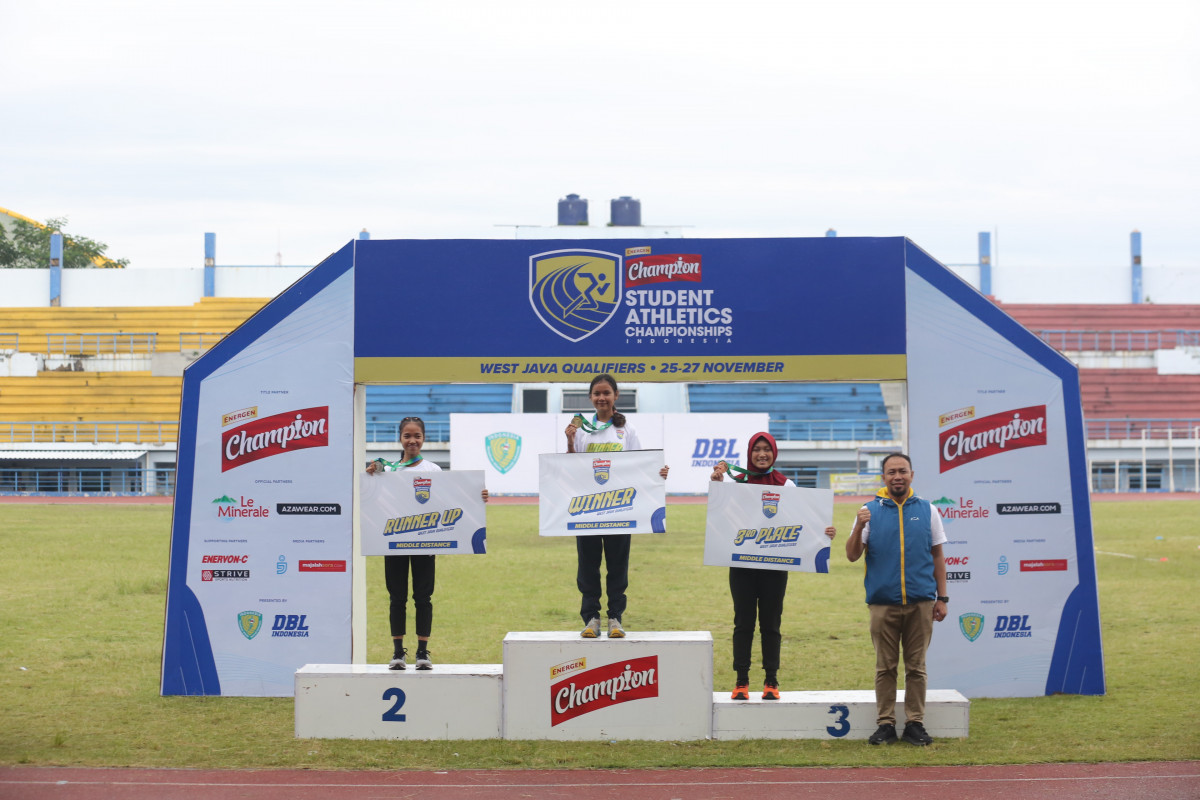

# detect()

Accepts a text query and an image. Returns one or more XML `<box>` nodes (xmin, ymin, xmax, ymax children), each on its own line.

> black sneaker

<box><xmin>388</xmin><ymin>648</ymin><xmax>407</xmax><ymax>670</ymax></box>
<box><xmin>902</xmin><ymin>720</ymin><xmax>933</xmax><ymax>746</ymax></box>
<box><xmin>415</xmin><ymin>649</ymin><xmax>433</xmax><ymax>670</ymax></box>
<box><xmin>868</xmin><ymin>723</ymin><xmax>898</xmax><ymax>745</ymax></box>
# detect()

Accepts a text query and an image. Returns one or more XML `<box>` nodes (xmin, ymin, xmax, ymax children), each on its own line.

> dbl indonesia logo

<box><xmin>529</xmin><ymin>250</ymin><xmax>622</xmax><ymax>342</ymax></box>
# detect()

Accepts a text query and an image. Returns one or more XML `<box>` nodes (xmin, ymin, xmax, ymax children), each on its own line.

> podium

<box><xmin>502</xmin><ymin>631</ymin><xmax>713</xmax><ymax>741</ymax></box>
<box><xmin>294</xmin><ymin>632</ymin><xmax>969</xmax><ymax>741</ymax></box>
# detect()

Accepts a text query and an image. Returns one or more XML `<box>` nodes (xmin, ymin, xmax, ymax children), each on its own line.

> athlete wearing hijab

<box><xmin>712</xmin><ymin>432</ymin><xmax>836</xmax><ymax>700</ymax></box>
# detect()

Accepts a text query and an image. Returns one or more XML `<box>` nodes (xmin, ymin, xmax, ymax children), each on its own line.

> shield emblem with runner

<box><xmin>529</xmin><ymin>249</ymin><xmax>623</xmax><ymax>342</ymax></box>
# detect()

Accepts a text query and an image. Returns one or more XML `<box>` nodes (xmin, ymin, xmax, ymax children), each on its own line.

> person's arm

<box><xmin>931</xmin><ymin>543</ymin><xmax>947</xmax><ymax>622</ymax></box>
<box><xmin>846</xmin><ymin>505</ymin><xmax>870</xmax><ymax>562</ymax></box>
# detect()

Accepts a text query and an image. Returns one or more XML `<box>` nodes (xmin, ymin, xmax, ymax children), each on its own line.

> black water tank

<box><xmin>610</xmin><ymin>196</ymin><xmax>641</xmax><ymax>226</ymax></box>
<box><xmin>557</xmin><ymin>193</ymin><xmax>588</xmax><ymax>225</ymax></box>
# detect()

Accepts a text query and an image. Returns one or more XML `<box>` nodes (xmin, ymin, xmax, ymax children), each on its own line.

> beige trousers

<box><xmin>868</xmin><ymin>600</ymin><xmax>934</xmax><ymax>725</ymax></box>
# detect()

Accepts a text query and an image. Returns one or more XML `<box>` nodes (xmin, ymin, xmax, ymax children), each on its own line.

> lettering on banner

<box><xmin>222</xmin><ymin>406</ymin><xmax>329</xmax><ymax>472</ymax></box>
<box><xmin>551</xmin><ymin>655</ymin><xmax>658</xmax><ymax>725</ymax></box>
<box><xmin>939</xmin><ymin>405</ymin><xmax>1047</xmax><ymax>473</ymax></box>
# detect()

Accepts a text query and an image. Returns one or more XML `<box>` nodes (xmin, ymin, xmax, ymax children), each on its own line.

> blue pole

<box><xmin>49</xmin><ymin>233</ymin><xmax>63</xmax><ymax>306</ymax></box>
<box><xmin>978</xmin><ymin>231</ymin><xmax>992</xmax><ymax>296</ymax></box>
<box><xmin>204</xmin><ymin>232</ymin><xmax>216</xmax><ymax>298</ymax></box>
<box><xmin>825</xmin><ymin>228</ymin><xmax>837</xmax><ymax>238</ymax></box>
<box><xmin>358</xmin><ymin>228</ymin><xmax>370</xmax><ymax>240</ymax></box>
<box><xmin>1130</xmin><ymin>230</ymin><xmax>1143</xmax><ymax>303</ymax></box>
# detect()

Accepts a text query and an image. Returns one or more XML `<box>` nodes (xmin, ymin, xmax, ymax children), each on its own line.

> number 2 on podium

<box><xmin>382</xmin><ymin>688</ymin><xmax>407</xmax><ymax>722</ymax></box>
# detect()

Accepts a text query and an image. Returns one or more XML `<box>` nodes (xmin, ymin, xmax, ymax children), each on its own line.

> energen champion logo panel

<box><xmin>529</xmin><ymin>249</ymin><xmax>623</xmax><ymax>342</ymax></box>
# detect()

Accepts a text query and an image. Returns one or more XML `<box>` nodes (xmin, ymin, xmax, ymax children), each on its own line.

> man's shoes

<box><xmin>581</xmin><ymin>618</ymin><xmax>601</xmax><ymax>638</ymax></box>
<box><xmin>868</xmin><ymin>723</ymin><xmax>898</xmax><ymax>745</ymax></box>
<box><xmin>388</xmin><ymin>648</ymin><xmax>407</xmax><ymax>671</ymax></box>
<box><xmin>608</xmin><ymin>618</ymin><xmax>625</xmax><ymax>638</ymax></box>
<box><xmin>415</xmin><ymin>649</ymin><xmax>433</xmax><ymax>670</ymax></box>
<box><xmin>730</xmin><ymin>684</ymin><xmax>750</xmax><ymax>701</ymax></box>
<box><xmin>902</xmin><ymin>720</ymin><xmax>933</xmax><ymax>746</ymax></box>
<box><xmin>761</xmin><ymin>682</ymin><xmax>780</xmax><ymax>701</ymax></box>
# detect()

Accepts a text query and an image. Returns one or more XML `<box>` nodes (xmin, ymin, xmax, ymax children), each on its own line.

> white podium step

<box><xmin>711</xmin><ymin>689</ymin><xmax>969</xmax><ymax>740</ymax></box>
<box><xmin>295</xmin><ymin>663</ymin><xmax>502</xmax><ymax>740</ymax></box>
<box><xmin>503</xmin><ymin>631</ymin><xmax>713</xmax><ymax>741</ymax></box>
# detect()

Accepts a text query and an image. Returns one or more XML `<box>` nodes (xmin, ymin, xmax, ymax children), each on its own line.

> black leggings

<box><xmin>729</xmin><ymin>566</ymin><xmax>788</xmax><ymax>675</ymax></box>
<box><xmin>385</xmin><ymin>554</ymin><xmax>435</xmax><ymax>638</ymax></box>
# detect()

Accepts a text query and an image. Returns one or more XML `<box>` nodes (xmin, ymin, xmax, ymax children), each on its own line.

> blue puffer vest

<box><xmin>863</xmin><ymin>488</ymin><xmax>937</xmax><ymax>605</ymax></box>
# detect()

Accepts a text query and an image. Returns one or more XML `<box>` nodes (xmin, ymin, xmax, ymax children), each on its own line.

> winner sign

<box><xmin>360</xmin><ymin>471</ymin><xmax>487</xmax><ymax>556</ymax></box>
<box><xmin>704</xmin><ymin>481</ymin><xmax>834</xmax><ymax>573</ymax></box>
<box><xmin>539</xmin><ymin>451</ymin><xmax>667</xmax><ymax>537</ymax></box>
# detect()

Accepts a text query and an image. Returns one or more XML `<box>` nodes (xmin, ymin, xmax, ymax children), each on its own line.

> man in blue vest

<box><xmin>846</xmin><ymin>452</ymin><xmax>948</xmax><ymax>746</ymax></box>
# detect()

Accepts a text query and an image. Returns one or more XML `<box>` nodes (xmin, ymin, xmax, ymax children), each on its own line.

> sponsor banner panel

<box><xmin>359</xmin><ymin>470</ymin><xmax>487</xmax><ymax>556</ymax></box>
<box><xmin>905</xmin><ymin>267</ymin><xmax>1097</xmax><ymax>698</ymax></box>
<box><xmin>356</xmin><ymin>354</ymin><xmax>904</xmax><ymax>384</ymax></box>
<box><xmin>170</xmin><ymin>269</ymin><xmax>355</xmax><ymax>697</ymax></box>
<box><xmin>539</xmin><ymin>450</ymin><xmax>666</xmax><ymax>537</ymax></box>
<box><xmin>703</xmin><ymin>482</ymin><xmax>834</xmax><ymax>573</ymax></box>
<box><xmin>502</xmin><ymin>631</ymin><xmax>713</xmax><ymax>740</ymax></box>
<box><xmin>662</xmin><ymin>413</ymin><xmax>768</xmax><ymax>494</ymax></box>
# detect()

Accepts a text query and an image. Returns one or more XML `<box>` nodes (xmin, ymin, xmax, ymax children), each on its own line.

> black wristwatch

<box><xmin>937</xmin><ymin>596</ymin><xmax>950</xmax><ymax>603</ymax></box>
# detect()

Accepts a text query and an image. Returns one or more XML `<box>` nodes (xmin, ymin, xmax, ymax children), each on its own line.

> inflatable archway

<box><xmin>161</xmin><ymin>237</ymin><xmax>1104</xmax><ymax>698</ymax></box>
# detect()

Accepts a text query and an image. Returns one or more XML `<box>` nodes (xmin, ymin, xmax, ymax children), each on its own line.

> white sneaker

<box><xmin>608</xmin><ymin>618</ymin><xmax>625</xmax><ymax>638</ymax></box>
<box><xmin>581</xmin><ymin>618</ymin><xmax>601</xmax><ymax>638</ymax></box>
<box><xmin>388</xmin><ymin>649</ymin><xmax>407</xmax><ymax>670</ymax></box>
<box><xmin>415</xmin><ymin>649</ymin><xmax>433</xmax><ymax>670</ymax></box>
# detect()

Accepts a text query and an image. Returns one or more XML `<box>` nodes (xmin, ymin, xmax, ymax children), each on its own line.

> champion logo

<box><xmin>551</xmin><ymin>655</ymin><xmax>658</xmax><ymax>726</ymax></box>
<box><xmin>222</xmin><ymin>406</ymin><xmax>329</xmax><ymax>472</ymax></box>
<box><xmin>939</xmin><ymin>405</ymin><xmax>1047</xmax><ymax>473</ymax></box>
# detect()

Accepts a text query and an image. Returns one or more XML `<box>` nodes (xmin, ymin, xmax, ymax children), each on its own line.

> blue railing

<box><xmin>0</xmin><ymin>332</ymin><xmax>17</xmax><ymax>350</ymax></box>
<box><xmin>0</xmin><ymin>466</ymin><xmax>175</xmax><ymax>495</ymax></box>
<box><xmin>1036</xmin><ymin>330</ymin><xmax>1200</xmax><ymax>352</ymax></box>
<box><xmin>45</xmin><ymin>332</ymin><xmax>158</xmax><ymax>356</ymax></box>
<box><xmin>1085</xmin><ymin>418</ymin><xmax>1200</xmax><ymax>440</ymax></box>
<box><xmin>366</xmin><ymin>420</ymin><xmax>451</xmax><ymax>443</ymax></box>
<box><xmin>769</xmin><ymin>419</ymin><xmax>895</xmax><ymax>441</ymax></box>
<box><xmin>179</xmin><ymin>332</ymin><xmax>226</xmax><ymax>351</ymax></box>
<box><xmin>0</xmin><ymin>421</ymin><xmax>178</xmax><ymax>444</ymax></box>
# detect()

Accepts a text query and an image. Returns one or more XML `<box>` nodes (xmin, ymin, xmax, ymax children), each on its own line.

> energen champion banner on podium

<box><xmin>703</xmin><ymin>481</ymin><xmax>834</xmax><ymax>573</ymax></box>
<box><xmin>538</xmin><ymin>450</ymin><xmax>667</xmax><ymax>537</ymax></box>
<box><xmin>359</xmin><ymin>471</ymin><xmax>487</xmax><ymax>556</ymax></box>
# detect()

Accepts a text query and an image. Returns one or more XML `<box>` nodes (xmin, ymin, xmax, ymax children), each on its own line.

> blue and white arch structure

<box><xmin>161</xmin><ymin>237</ymin><xmax>1103</xmax><ymax>698</ymax></box>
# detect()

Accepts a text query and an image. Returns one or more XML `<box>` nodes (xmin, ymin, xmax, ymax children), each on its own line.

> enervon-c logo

<box><xmin>485</xmin><ymin>432</ymin><xmax>521</xmax><ymax>474</ymax></box>
<box><xmin>222</xmin><ymin>406</ymin><xmax>329</xmax><ymax>472</ymax></box>
<box><xmin>551</xmin><ymin>655</ymin><xmax>658</xmax><ymax>726</ymax></box>
<box><xmin>529</xmin><ymin>249</ymin><xmax>622</xmax><ymax>342</ymax></box>
<box><xmin>939</xmin><ymin>404</ymin><xmax>1047</xmax><ymax>473</ymax></box>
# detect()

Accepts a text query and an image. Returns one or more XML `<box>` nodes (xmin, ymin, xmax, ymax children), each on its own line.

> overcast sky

<box><xmin>3</xmin><ymin>0</ymin><xmax>1197</xmax><ymax>272</ymax></box>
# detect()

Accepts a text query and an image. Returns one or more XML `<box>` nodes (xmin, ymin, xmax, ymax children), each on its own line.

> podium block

<box><xmin>503</xmin><ymin>631</ymin><xmax>713</xmax><ymax>741</ymax></box>
<box><xmin>711</xmin><ymin>689</ymin><xmax>969</xmax><ymax>740</ymax></box>
<box><xmin>295</xmin><ymin>664</ymin><xmax>503</xmax><ymax>740</ymax></box>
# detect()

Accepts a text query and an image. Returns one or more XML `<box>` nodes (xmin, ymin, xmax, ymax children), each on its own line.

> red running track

<box><xmin>2</xmin><ymin>763</ymin><xmax>1198</xmax><ymax>800</ymax></box>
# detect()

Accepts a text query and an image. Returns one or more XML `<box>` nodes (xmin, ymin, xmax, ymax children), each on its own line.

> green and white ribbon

<box><xmin>572</xmin><ymin>414</ymin><xmax>613</xmax><ymax>434</ymax></box>
<box><xmin>720</xmin><ymin>461</ymin><xmax>774</xmax><ymax>481</ymax></box>
<box><xmin>373</xmin><ymin>455</ymin><xmax>423</xmax><ymax>471</ymax></box>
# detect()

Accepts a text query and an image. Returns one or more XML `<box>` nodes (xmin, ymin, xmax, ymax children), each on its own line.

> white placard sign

<box><xmin>703</xmin><ymin>481</ymin><xmax>834</xmax><ymax>573</ymax></box>
<box><xmin>359</xmin><ymin>470</ymin><xmax>487</xmax><ymax>556</ymax></box>
<box><xmin>538</xmin><ymin>450</ymin><xmax>667</xmax><ymax>537</ymax></box>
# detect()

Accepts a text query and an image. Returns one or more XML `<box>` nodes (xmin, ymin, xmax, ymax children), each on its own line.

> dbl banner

<box><xmin>539</xmin><ymin>451</ymin><xmax>667</xmax><ymax>537</ymax></box>
<box><xmin>703</xmin><ymin>481</ymin><xmax>833</xmax><ymax>572</ymax></box>
<box><xmin>359</xmin><ymin>471</ymin><xmax>487</xmax><ymax>556</ymax></box>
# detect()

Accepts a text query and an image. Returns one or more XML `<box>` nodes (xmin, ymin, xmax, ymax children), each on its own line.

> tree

<box><xmin>0</xmin><ymin>216</ymin><xmax>129</xmax><ymax>269</ymax></box>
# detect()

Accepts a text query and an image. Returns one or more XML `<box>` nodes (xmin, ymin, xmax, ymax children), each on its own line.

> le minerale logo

<box><xmin>213</xmin><ymin>495</ymin><xmax>269</xmax><ymax>519</ymax></box>
<box><xmin>931</xmin><ymin>497</ymin><xmax>990</xmax><ymax>520</ymax></box>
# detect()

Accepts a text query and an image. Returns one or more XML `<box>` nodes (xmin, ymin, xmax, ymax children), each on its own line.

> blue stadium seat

<box><xmin>687</xmin><ymin>382</ymin><xmax>892</xmax><ymax>441</ymax></box>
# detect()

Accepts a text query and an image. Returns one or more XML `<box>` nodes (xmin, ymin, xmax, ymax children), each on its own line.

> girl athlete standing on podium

<box><xmin>711</xmin><ymin>431</ymin><xmax>836</xmax><ymax>700</ymax></box>
<box><xmin>564</xmin><ymin>374</ymin><xmax>669</xmax><ymax>639</ymax></box>
<box><xmin>366</xmin><ymin>416</ymin><xmax>487</xmax><ymax>670</ymax></box>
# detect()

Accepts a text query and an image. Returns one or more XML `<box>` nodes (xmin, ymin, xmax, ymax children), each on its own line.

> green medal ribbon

<box><xmin>572</xmin><ymin>414</ymin><xmax>613</xmax><ymax>434</ymax></box>
<box><xmin>721</xmin><ymin>461</ymin><xmax>774</xmax><ymax>481</ymax></box>
<box><xmin>374</xmin><ymin>455</ymin><xmax>423</xmax><ymax>470</ymax></box>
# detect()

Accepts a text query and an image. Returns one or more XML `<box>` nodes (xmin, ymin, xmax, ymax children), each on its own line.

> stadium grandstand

<box><xmin>1</xmin><ymin>221</ymin><xmax>1197</xmax><ymax>495</ymax></box>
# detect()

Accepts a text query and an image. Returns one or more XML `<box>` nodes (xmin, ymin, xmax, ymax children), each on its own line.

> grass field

<box><xmin>0</xmin><ymin>499</ymin><xmax>1197</xmax><ymax>769</ymax></box>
